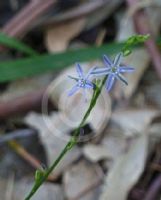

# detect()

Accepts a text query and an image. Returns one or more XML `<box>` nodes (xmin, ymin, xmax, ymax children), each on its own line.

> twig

<box><xmin>0</xmin><ymin>129</ymin><xmax>36</xmax><ymax>144</ymax></box>
<box><xmin>0</xmin><ymin>0</ymin><xmax>57</xmax><ymax>51</ymax></box>
<box><xmin>8</xmin><ymin>140</ymin><xmax>55</xmax><ymax>181</ymax></box>
<box><xmin>9</xmin><ymin>140</ymin><xmax>42</xmax><ymax>168</ymax></box>
<box><xmin>1</xmin><ymin>0</ymin><xmax>57</xmax><ymax>38</ymax></box>
<box><xmin>126</xmin><ymin>0</ymin><xmax>161</xmax><ymax>80</ymax></box>
<box><xmin>143</xmin><ymin>174</ymin><xmax>161</xmax><ymax>200</ymax></box>
<box><xmin>9</xmin><ymin>140</ymin><xmax>42</xmax><ymax>169</ymax></box>
<box><xmin>43</xmin><ymin>0</ymin><xmax>121</xmax><ymax>26</ymax></box>
<box><xmin>0</xmin><ymin>89</ymin><xmax>45</xmax><ymax>119</ymax></box>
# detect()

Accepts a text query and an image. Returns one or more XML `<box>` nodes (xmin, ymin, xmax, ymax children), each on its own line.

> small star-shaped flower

<box><xmin>68</xmin><ymin>63</ymin><xmax>95</xmax><ymax>97</ymax></box>
<box><xmin>91</xmin><ymin>52</ymin><xmax>134</xmax><ymax>91</ymax></box>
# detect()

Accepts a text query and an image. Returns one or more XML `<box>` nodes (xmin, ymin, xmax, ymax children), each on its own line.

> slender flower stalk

<box><xmin>24</xmin><ymin>56</ymin><xmax>132</xmax><ymax>199</ymax></box>
<box><xmin>24</xmin><ymin>34</ymin><xmax>149</xmax><ymax>200</ymax></box>
<box><xmin>24</xmin><ymin>75</ymin><xmax>107</xmax><ymax>200</ymax></box>
<box><xmin>24</xmin><ymin>54</ymin><xmax>132</xmax><ymax>200</ymax></box>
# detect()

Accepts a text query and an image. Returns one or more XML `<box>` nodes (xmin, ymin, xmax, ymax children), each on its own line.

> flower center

<box><xmin>111</xmin><ymin>66</ymin><xmax>117</xmax><ymax>73</ymax></box>
<box><xmin>78</xmin><ymin>79</ymin><xmax>86</xmax><ymax>87</ymax></box>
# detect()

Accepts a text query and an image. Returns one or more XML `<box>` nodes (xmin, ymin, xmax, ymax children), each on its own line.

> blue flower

<box><xmin>68</xmin><ymin>63</ymin><xmax>95</xmax><ymax>97</ymax></box>
<box><xmin>91</xmin><ymin>52</ymin><xmax>134</xmax><ymax>91</ymax></box>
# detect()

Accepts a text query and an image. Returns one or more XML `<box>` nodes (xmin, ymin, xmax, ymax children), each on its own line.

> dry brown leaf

<box><xmin>63</xmin><ymin>159</ymin><xmax>102</xmax><ymax>200</ymax></box>
<box><xmin>115</xmin><ymin>8</ymin><xmax>161</xmax><ymax>99</ymax></box>
<box><xmin>44</xmin><ymin>0</ymin><xmax>123</xmax><ymax>53</ymax></box>
<box><xmin>0</xmin><ymin>177</ymin><xmax>64</xmax><ymax>200</ymax></box>
<box><xmin>0</xmin><ymin>178</ymin><xmax>9</xmax><ymax>200</ymax></box>
<box><xmin>14</xmin><ymin>179</ymin><xmax>64</xmax><ymax>200</ymax></box>
<box><xmin>111</xmin><ymin>108</ymin><xmax>159</xmax><ymax>136</ymax></box>
<box><xmin>83</xmin><ymin>132</ymin><xmax>127</xmax><ymax>163</ymax></box>
<box><xmin>25</xmin><ymin>112</ymin><xmax>81</xmax><ymax>178</ymax></box>
<box><xmin>83</xmin><ymin>145</ymin><xmax>110</xmax><ymax>162</ymax></box>
<box><xmin>99</xmin><ymin>133</ymin><xmax>148</xmax><ymax>200</ymax></box>
<box><xmin>45</xmin><ymin>18</ymin><xmax>86</xmax><ymax>52</ymax></box>
<box><xmin>126</xmin><ymin>0</ymin><xmax>161</xmax><ymax>19</ymax></box>
<box><xmin>149</xmin><ymin>123</ymin><xmax>161</xmax><ymax>138</ymax></box>
<box><xmin>0</xmin><ymin>73</ymin><xmax>53</xmax><ymax>101</ymax></box>
<box><xmin>38</xmin><ymin>0</ymin><xmax>122</xmax><ymax>30</ymax></box>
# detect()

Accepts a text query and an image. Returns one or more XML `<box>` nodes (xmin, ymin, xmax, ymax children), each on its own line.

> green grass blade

<box><xmin>0</xmin><ymin>42</ymin><xmax>124</xmax><ymax>82</ymax></box>
<box><xmin>0</xmin><ymin>32</ymin><xmax>38</xmax><ymax>56</ymax></box>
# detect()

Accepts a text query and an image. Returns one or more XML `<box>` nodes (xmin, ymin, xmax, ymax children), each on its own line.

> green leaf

<box><xmin>0</xmin><ymin>32</ymin><xmax>38</xmax><ymax>56</ymax></box>
<box><xmin>0</xmin><ymin>34</ymin><xmax>150</xmax><ymax>83</ymax></box>
<box><xmin>0</xmin><ymin>42</ymin><xmax>124</xmax><ymax>82</ymax></box>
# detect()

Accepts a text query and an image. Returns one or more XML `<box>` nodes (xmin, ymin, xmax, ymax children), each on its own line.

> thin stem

<box><xmin>25</xmin><ymin>142</ymin><xmax>71</xmax><ymax>200</ymax></box>
<box><xmin>24</xmin><ymin>76</ymin><xmax>107</xmax><ymax>200</ymax></box>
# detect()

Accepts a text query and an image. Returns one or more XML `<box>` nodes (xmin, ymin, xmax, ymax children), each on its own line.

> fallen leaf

<box><xmin>14</xmin><ymin>179</ymin><xmax>64</xmax><ymax>200</ymax></box>
<box><xmin>44</xmin><ymin>0</ymin><xmax>123</xmax><ymax>53</ymax></box>
<box><xmin>83</xmin><ymin>145</ymin><xmax>110</xmax><ymax>162</ymax></box>
<box><xmin>83</xmin><ymin>131</ymin><xmax>127</xmax><ymax>162</ymax></box>
<box><xmin>0</xmin><ymin>178</ymin><xmax>8</xmax><ymax>199</ymax></box>
<box><xmin>144</xmin><ymin>78</ymin><xmax>161</xmax><ymax>108</ymax></box>
<box><xmin>111</xmin><ymin>108</ymin><xmax>159</xmax><ymax>136</ymax></box>
<box><xmin>45</xmin><ymin>18</ymin><xmax>86</xmax><ymax>53</ymax></box>
<box><xmin>149</xmin><ymin>123</ymin><xmax>161</xmax><ymax>138</ymax></box>
<box><xmin>0</xmin><ymin>73</ymin><xmax>53</xmax><ymax>101</ymax></box>
<box><xmin>25</xmin><ymin>112</ymin><xmax>81</xmax><ymax>178</ymax></box>
<box><xmin>39</xmin><ymin>0</ymin><xmax>122</xmax><ymax>31</ymax></box>
<box><xmin>63</xmin><ymin>159</ymin><xmax>103</xmax><ymax>200</ymax></box>
<box><xmin>0</xmin><ymin>177</ymin><xmax>64</xmax><ymax>200</ymax></box>
<box><xmin>99</xmin><ymin>133</ymin><xmax>148</xmax><ymax>200</ymax></box>
<box><xmin>115</xmin><ymin>7</ymin><xmax>161</xmax><ymax>99</ymax></box>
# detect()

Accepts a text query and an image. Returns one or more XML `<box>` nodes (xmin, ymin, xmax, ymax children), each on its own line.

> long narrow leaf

<box><xmin>0</xmin><ymin>32</ymin><xmax>38</xmax><ymax>56</ymax></box>
<box><xmin>0</xmin><ymin>42</ymin><xmax>125</xmax><ymax>82</ymax></box>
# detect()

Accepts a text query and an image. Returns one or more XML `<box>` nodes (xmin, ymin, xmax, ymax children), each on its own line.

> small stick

<box><xmin>8</xmin><ymin>140</ymin><xmax>55</xmax><ymax>181</ymax></box>
<box><xmin>0</xmin><ymin>129</ymin><xmax>36</xmax><ymax>144</ymax></box>
<box><xmin>0</xmin><ymin>0</ymin><xmax>57</xmax><ymax>51</ymax></box>
<box><xmin>2</xmin><ymin>0</ymin><xmax>57</xmax><ymax>38</ymax></box>
<box><xmin>126</xmin><ymin>0</ymin><xmax>161</xmax><ymax>80</ymax></box>
<box><xmin>143</xmin><ymin>174</ymin><xmax>161</xmax><ymax>200</ymax></box>
<box><xmin>0</xmin><ymin>89</ymin><xmax>45</xmax><ymax>119</ymax></box>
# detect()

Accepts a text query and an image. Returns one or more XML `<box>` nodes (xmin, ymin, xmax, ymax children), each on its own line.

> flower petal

<box><xmin>76</xmin><ymin>63</ymin><xmax>84</xmax><ymax>78</ymax></box>
<box><xmin>91</xmin><ymin>67</ymin><xmax>110</xmax><ymax>76</ymax></box>
<box><xmin>68</xmin><ymin>75</ymin><xmax>78</xmax><ymax>81</ymax></box>
<box><xmin>68</xmin><ymin>85</ymin><xmax>79</xmax><ymax>96</ymax></box>
<box><xmin>103</xmin><ymin>55</ymin><xmax>112</xmax><ymax>67</ymax></box>
<box><xmin>106</xmin><ymin>74</ymin><xmax>115</xmax><ymax>91</ymax></box>
<box><xmin>118</xmin><ymin>66</ymin><xmax>134</xmax><ymax>73</ymax></box>
<box><xmin>113</xmin><ymin>52</ymin><xmax>123</xmax><ymax>66</ymax></box>
<box><xmin>117</xmin><ymin>73</ymin><xmax>128</xmax><ymax>85</ymax></box>
<box><xmin>86</xmin><ymin>67</ymin><xmax>97</xmax><ymax>79</ymax></box>
<box><xmin>85</xmin><ymin>80</ymin><xmax>94</xmax><ymax>89</ymax></box>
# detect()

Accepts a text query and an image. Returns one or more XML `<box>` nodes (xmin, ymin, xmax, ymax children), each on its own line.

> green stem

<box><xmin>24</xmin><ymin>76</ymin><xmax>107</xmax><ymax>200</ymax></box>
<box><xmin>25</xmin><ymin>33</ymin><xmax>149</xmax><ymax>200</ymax></box>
